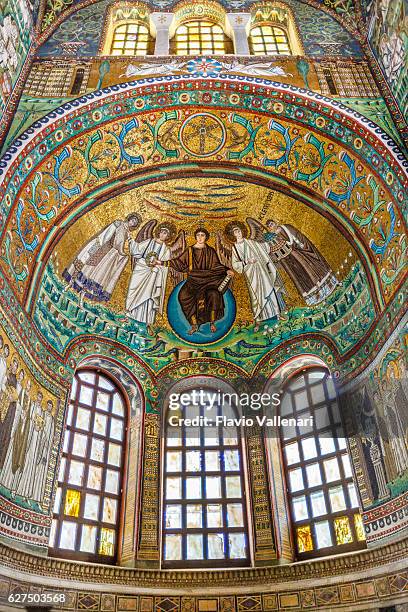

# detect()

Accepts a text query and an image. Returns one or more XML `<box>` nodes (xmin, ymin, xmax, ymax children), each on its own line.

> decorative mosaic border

<box><xmin>363</xmin><ymin>492</ymin><xmax>408</xmax><ymax>544</ymax></box>
<box><xmin>1</xmin><ymin>75</ymin><xmax>407</xmax><ymax>171</ymax></box>
<box><xmin>0</xmin><ymin>539</ymin><xmax>407</xmax><ymax>588</ymax></box>
<box><xmin>0</xmin><ymin>571</ymin><xmax>407</xmax><ymax>611</ymax></box>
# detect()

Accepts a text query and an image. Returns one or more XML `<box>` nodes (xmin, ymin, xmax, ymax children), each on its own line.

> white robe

<box><xmin>17</xmin><ymin>400</ymin><xmax>43</xmax><ymax>500</ymax></box>
<box><xmin>64</xmin><ymin>221</ymin><xmax>129</xmax><ymax>300</ymax></box>
<box><xmin>32</xmin><ymin>411</ymin><xmax>55</xmax><ymax>503</ymax></box>
<box><xmin>0</xmin><ymin>356</ymin><xmax>7</xmax><ymax>393</ymax></box>
<box><xmin>126</xmin><ymin>238</ymin><xmax>171</xmax><ymax>325</ymax></box>
<box><xmin>232</xmin><ymin>239</ymin><xmax>280</xmax><ymax>321</ymax></box>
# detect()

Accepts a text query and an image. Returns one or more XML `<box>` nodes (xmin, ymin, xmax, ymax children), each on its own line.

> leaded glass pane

<box><xmin>96</xmin><ymin>391</ymin><xmax>110</xmax><ymax>412</ymax></box>
<box><xmin>87</xmin><ymin>465</ymin><xmax>103</xmax><ymax>490</ymax></box>
<box><xmin>166</xmin><ymin>477</ymin><xmax>182</xmax><ymax>500</ymax></box>
<box><xmin>166</xmin><ymin>505</ymin><xmax>182</xmax><ymax>529</ymax></box>
<box><xmin>227</xmin><ymin>503</ymin><xmax>243</xmax><ymax>527</ymax></box>
<box><xmin>315</xmin><ymin>520</ymin><xmax>332</xmax><ymax>548</ymax></box>
<box><xmin>289</xmin><ymin>468</ymin><xmax>304</xmax><ymax>492</ymax></box>
<box><xmin>334</xmin><ymin>516</ymin><xmax>353</xmax><ymax>544</ymax></box>
<box><xmin>91</xmin><ymin>439</ymin><xmax>105</xmax><ymax>462</ymax></box>
<box><xmin>297</xmin><ymin>525</ymin><xmax>313</xmax><ymax>552</ymax></box>
<box><xmin>187</xmin><ymin>534</ymin><xmax>203</xmax><ymax>559</ymax></box>
<box><xmin>354</xmin><ymin>514</ymin><xmax>365</xmax><ymax>541</ymax></box>
<box><xmin>167</xmin><ymin>451</ymin><xmax>182</xmax><ymax>472</ymax></box>
<box><xmin>60</xmin><ymin>521</ymin><xmax>77</xmax><ymax>550</ymax></box>
<box><xmin>186</xmin><ymin>504</ymin><xmax>202</xmax><ymax>528</ymax></box>
<box><xmin>186</xmin><ymin>450</ymin><xmax>201</xmax><ymax>472</ymax></box>
<box><xmin>329</xmin><ymin>486</ymin><xmax>346</xmax><ymax>512</ymax></box>
<box><xmin>84</xmin><ymin>494</ymin><xmax>99</xmax><ymax>520</ymax></box>
<box><xmin>207</xmin><ymin>504</ymin><xmax>223</xmax><ymax>528</ymax></box>
<box><xmin>80</xmin><ymin>525</ymin><xmax>97</xmax><ymax>553</ymax></box>
<box><xmin>94</xmin><ymin>412</ymin><xmax>107</xmax><ymax>436</ymax></box>
<box><xmin>186</xmin><ymin>477</ymin><xmax>201</xmax><ymax>499</ymax></box>
<box><xmin>292</xmin><ymin>495</ymin><xmax>308</xmax><ymax>521</ymax></box>
<box><xmin>206</xmin><ymin>476</ymin><xmax>221</xmax><ymax>498</ymax></box>
<box><xmin>76</xmin><ymin>407</ymin><xmax>91</xmax><ymax>431</ymax></box>
<box><xmin>102</xmin><ymin>497</ymin><xmax>117</xmax><ymax>524</ymax></box>
<box><xmin>208</xmin><ymin>533</ymin><xmax>224</xmax><ymax>558</ymax></box>
<box><xmin>310</xmin><ymin>490</ymin><xmax>326</xmax><ymax>517</ymax></box>
<box><xmin>72</xmin><ymin>433</ymin><xmax>87</xmax><ymax>457</ymax></box>
<box><xmin>68</xmin><ymin>460</ymin><xmax>84</xmax><ymax>486</ymax></box>
<box><xmin>64</xmin><ymin>489</ymin><xmax>80</xmax><ymax>517</ymax></box>
<box><xmin>306</xmin><ymin>463</ymin><xmax>322</xmax><ymax>487</ymax></box>
<box><xmin>99</xmin><ymin>528</ymin><xmax>115</xmax><ymax>556</ymax></box>
<box><xmin>105</xmin><ymin>469</ymin><xmax>120</xmax><ymax>494</ymax></box>
<box><xmin>165</xmin><ymin>534</ymin><xmax>182</xmax><ymax>560</ymax></box>
<box><xmin>229</xmin><ymin>533</ymin><xmax>246</xmax><ymax>558</ymax></box>
<box><xmin>108</xmin><ymin>443</ymin><xmax>121</xmax><ymax>466</ymax></box>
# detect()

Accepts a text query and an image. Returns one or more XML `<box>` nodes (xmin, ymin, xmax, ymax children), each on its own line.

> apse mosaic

<box><xmin>35</xmin><ymin>179</ymin><xmax>373</xmax><ymax>370</ymax></box>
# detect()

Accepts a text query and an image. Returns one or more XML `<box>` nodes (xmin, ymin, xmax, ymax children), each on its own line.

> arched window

<box><xmin>171</xmin><ymin>20</ymin><xmax>232</xmax><ymax>56</ymax></box>
<box><xmin>162</xmin><ymin>389</ymin><xmax>250</xmax><ymax>567</ymax></box>
<box><xmin>110</xmin><ymin>22</ymin><xmax>150</xmax><ymax>55</ymax></box>
<box><xmin>49</xmin><ymin>370</ymin><xmax>126</xmax><ymax>563</ymax></box>
<box><xmin>249</xmin><ymin>24</ymin><xmax>291</xmax><ymax>55</ymax></box>
<box><xmin>280</xmin><ymin>369</ymin><xmax>366</xmax><ymax>558</ymax></box>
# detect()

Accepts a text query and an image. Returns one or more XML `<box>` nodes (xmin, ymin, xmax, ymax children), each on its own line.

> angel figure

<box><xmin>217</xmin><ymin>220</ymin><xmax>284</xmax><ymax>331</ymax></box>
<box><xmin>125</xmin><ymin>220</ymin><xmax>185</xmax><ymax>328</ymax></box>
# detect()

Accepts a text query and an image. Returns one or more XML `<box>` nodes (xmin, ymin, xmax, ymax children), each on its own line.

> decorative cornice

<box><xmin>0</xmin><ymin>538</ymin><xmax>407</xmax><ymax>588</ymax></box>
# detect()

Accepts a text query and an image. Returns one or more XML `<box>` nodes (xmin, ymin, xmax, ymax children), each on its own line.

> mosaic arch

<box><xmin>0</xmin><ymin>75</ymin><xmax>406</xmax><ymax>378</ymax></box>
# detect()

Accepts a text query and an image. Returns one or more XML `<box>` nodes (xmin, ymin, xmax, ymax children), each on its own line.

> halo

<box><xmin>224</xmin><ymin>220</ymin><xmax>248</xmax><ymax>243</ymax></box>
<box><xmin>154</xmin><ymin>222</ymin><xmax>177</xmax><ymax>242</ymax></box>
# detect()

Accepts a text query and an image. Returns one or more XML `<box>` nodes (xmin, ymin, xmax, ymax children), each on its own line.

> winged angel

<box><xmin>217</xmin><ymin>218</ymin><xmax>286</xmax><ymax>330</ymax></box>
<box><xmin>125</xmin><ymin>220</ymin><xmax>185</xmax><ymax>327</ymax></box>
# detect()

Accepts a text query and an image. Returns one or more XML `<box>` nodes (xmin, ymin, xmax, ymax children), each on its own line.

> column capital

<box><xmin>226</xmin><ymin>13</ymin><xmax>252</xmax><ymax>55</ymax></box>
<box><xmin>150</xmin><ymin>12</ymin><xmax>174</xmax><ymax>31</ymax></box>
<box><xmin>226</xmin><ymin>12</ymin><xmax>251</xmax><ymax>30</ymax></box>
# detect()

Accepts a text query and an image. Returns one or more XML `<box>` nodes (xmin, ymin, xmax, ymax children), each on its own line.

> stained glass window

<box><xmin>280</xmin><ymin>369</ymin><xmax>366</xmax><ymax>558</ymax></box>
<box><xmin>171</xmin><ymin>20</ymin><xmax>233</xmax><ymax>56</ymax></box>
<box><xmin>162</xmin><ymin>390</ymin><xmax>249</xmax><ymax>568</ymax></box>
<box><xmin>49</xmin><ymin>370</ymin><xmax>126</xmax><ymax>563</ymax></box>
<box><xmin>110</xmin><ymin>22</ymin><xmax>150</xmax><ymax>56</ymax></box>
<box><xmin>249</xmin><ymin>25</ymin><xmax>291</xmax><ymax>55</ymax></box>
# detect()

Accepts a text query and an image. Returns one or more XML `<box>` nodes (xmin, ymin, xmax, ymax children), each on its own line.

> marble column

<box><xmin>226</xmin><ymin>13</ymin><xmax>251</xmax><ymax>56</ymax></box>
<box><xmin>150</xmin><ymin>13</ymin><xmax>173</xmax><ymax>56</ymax></box>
